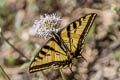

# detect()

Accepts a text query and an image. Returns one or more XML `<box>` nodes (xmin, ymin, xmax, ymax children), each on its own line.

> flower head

<box><xmin>33</xmin><ymin>13</ymin><xmax>61</xmax><ymax>38</ymax></box>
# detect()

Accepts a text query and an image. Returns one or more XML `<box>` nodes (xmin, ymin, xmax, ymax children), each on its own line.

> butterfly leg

<box><xmin>69</xmin><ymin>67</ymin><xmax>77</xmax><ymax>80</ymax></box>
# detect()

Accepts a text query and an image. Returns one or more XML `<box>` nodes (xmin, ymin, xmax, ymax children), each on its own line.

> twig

<box><xmin>0</xmin><ymin>65</ymin><xmax>11</xmax><ymax>80</ymax></box>
<box><xmin>59</xmin><ymin>69</ymin><xmax>66</xmax><ymax>80</ymax></box>
<box><xmin>0</xmin><ymin>32</ymin><xmax>30</xmax><ymax>61</ymax></box>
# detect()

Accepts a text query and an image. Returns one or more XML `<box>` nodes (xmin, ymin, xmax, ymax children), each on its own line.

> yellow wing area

<box><xmin>58</xmin><ymin>13</ymin><xmax>97</xmax><ymax>57</ymax></box>
<box><xmin>29</xmin><ymin>39</ymin><xmax>68</xmax><ymax>73</ymax></box>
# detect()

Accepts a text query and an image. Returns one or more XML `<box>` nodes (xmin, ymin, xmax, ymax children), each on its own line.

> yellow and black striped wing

<box><xmin>29</xmin><ymin>38</ymin><xmax>69</xmax><ymax>73</ymax></box>
<box><xmin>58</xmin><ymin>13</ymin><xmax>97</xmax><ymax>58</ymax></box>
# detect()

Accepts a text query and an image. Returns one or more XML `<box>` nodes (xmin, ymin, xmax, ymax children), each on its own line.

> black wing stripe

<box><xmin>40</xmin><ymin>50</ymin><xmax>47</xmax><ymax>55</ymax></box>
<box><xmin>67</xmin><ymin>25</ymin><xmax>70</xmax><ymax>37</ymax></box>
<box><xmin>29</xmin><ymin>62</ymin><xmax>54</xmax><ymax>73</ymax></box>
<box><xmin>29</xmin><ymin>61</ymin><xmax>69</xmax><ymax>73</ymax></box>
<box><xmin>44</xmin><ymin>45</ymin><xmax>54</xmax><ymax>51</ymax></box>
<box><xmin>36</xmin><ymin>55</ymin><xmax>43</xmax><ymax>59</ymax></box>
<box><xmin>73</xmin><ymin>22</ymin><xmax>77</xmax><ymax>33</ymax></box>
<box><xmin>67</xmin><ymin>25</ymin><xmax>71</xmax><ymax>53</ymax></box>
<box><xmin>43</xmin><ymin>45</ymin><xmax>67</xmax><ymax>56</ymax></box>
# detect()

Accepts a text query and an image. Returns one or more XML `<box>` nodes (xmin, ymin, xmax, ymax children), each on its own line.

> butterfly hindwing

<box><xmin>29</xmin><ymin>13</ymin><xmax>97</xmax><ymax>73</ymax></box>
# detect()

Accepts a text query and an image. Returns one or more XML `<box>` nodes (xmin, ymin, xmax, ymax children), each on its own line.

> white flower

<box><xmin>33</xmin><ymin>13</ymin><xmax>61</xmax><ymax>38</ymax></box>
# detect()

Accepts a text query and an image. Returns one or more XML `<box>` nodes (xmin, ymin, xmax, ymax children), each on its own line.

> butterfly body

<box><xmin>29</xmin><ymin>13</ymin><xmax>97</xmax><ymax>73</ymax></box>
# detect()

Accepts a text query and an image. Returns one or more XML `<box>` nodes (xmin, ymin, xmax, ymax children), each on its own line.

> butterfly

<box><xmin>29</xmin><ymin>13</ymin><xmax>97</xmax><ymax>73</ymax></box>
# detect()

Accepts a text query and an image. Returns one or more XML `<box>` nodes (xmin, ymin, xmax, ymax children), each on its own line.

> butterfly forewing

<box><xmin>29</xmin><ymin>13</ymin><xmax>97</xmax><ymax>73</ymax></box>
<box><xmin>58</xmin><ymin>13</ymin><xmax>97</xmax><ymax>57</ymax></box>
<box><xmin>29</xmin><ymin>39</ymin><xmax>68</xmax><ymax>73</ymax></box>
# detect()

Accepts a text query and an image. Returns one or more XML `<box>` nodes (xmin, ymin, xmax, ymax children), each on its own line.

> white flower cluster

<box><xmin>33</xmin><ymin>13</ymin><xmax>61</xmax><ymax>38</ymax></box>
